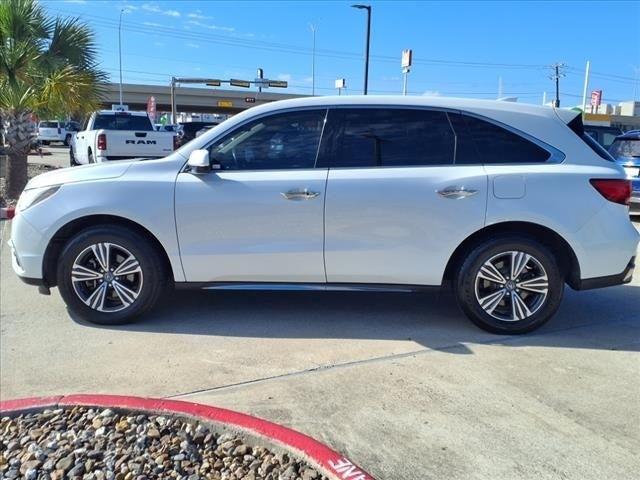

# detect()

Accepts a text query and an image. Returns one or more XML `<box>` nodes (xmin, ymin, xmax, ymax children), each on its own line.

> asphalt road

<box><xmin>1</xmin><ymin>166</ymin><xmax>639</xmax><ymax>479</ymax></box>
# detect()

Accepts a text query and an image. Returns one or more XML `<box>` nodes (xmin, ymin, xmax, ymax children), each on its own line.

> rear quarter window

<box><xmin>450</xmin><ymin>113</ymin><xmax>551</xmax><ymax>164</ymax></box>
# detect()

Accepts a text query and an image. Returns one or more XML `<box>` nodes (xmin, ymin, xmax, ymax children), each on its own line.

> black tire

<box><xmin>88</xmin><ymin>149</ymin><xmax>94</xmax><ymax>163</ymax></box>
<box><xmin>64</xmin><ymin>134</ymin><xmax>72</xmax><ymax>146</ymax></box>
<box><xmin>42</xmin><ymin>140</ymin><xmax>50</xmax><ymax>146</ymax></box>
<box><xmin>455</xmin><ymin>236</ymin><xmax>563</xmax><ymax>334</ymax></box>
<box><xmin>69</xmin><ymin>148</ymin><xmax>79</xmax><ymax>166</ymax></box>
<box><xmin>57</xmin><ymin>225</ymin><xmax>168</xmax><ymax>325</ymax></box>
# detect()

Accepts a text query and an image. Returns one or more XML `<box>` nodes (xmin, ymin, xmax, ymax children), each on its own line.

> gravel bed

<box><xmin>0</xmin><ymin>406</ymin><xmax>328</xmax><ymax>480</ymax></box>
<box><xmin>0</xmin><ymin>163</ymin><xmax>59</xmax><ymax>207</ymax></box>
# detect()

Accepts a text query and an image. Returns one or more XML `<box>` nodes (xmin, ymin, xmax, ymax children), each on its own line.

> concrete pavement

<box><xmin>1</xmin><ymin>219</ymin><xmax>639</xmax><ymax>480</ymax></box>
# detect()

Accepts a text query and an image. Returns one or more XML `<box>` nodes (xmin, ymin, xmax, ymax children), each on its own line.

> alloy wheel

<box><xmin>71</xmin><ymin>242</ymin><xmax>143</xmax><ymax>313</ymax></box>
<box><xmin>474</xmin><ymin>250</ymin><xmax>549</xmax><ymax>322</ymax></box>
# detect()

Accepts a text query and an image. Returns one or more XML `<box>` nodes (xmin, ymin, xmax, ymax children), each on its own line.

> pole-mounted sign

<box><xmin>401</xmin><ymin>49</ymin><xmax>412</xmax><ymax>96</ymax></box>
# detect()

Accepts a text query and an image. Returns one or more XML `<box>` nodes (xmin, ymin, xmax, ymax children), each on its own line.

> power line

<box><xmin>46</xmin><ymin>6</ymin><xmax>550</xmax><ymax>70</ymax></box>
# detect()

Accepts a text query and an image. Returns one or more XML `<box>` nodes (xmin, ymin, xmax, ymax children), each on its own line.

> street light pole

<box><xmin>352</xmin><ymin>4</ymin><xmax>371</xmax><ymax>95</ymax></box>
<box><xmin>118</xmin><ymin>9</ymin><xmax>124</xmax><ymax>106</ymax></box>
<box><xmin>310</xmin><ymin>24</ymin><xmax>316</xmax><ymax>96</ymax></box>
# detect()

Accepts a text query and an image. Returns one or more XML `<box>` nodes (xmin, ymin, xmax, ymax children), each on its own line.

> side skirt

<box><xmin>174</xmin><ymin>282</ymin><xmax>442</xmax><ymax>293</ymax></box>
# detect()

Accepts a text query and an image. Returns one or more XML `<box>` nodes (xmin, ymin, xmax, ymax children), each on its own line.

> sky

<box><xmin>44</xmin><ymin>0</ymin><xmax>640</xmax><ymax>106</ymax></box>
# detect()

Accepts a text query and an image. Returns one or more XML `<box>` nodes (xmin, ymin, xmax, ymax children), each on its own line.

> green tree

<box><xmin>0</xmin><ymin>0</ymin><xmax>106</xmax><ymax>198</ymax></box>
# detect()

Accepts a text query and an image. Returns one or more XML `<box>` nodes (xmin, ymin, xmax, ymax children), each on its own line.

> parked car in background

<box><xmin>10</xmin><ymin>96</ymin><xmax>638</xmax><ymax>334</ymax></box>
<box><xmin>70</xmin><ymin>110</ymin><xmax>176</xmax><ymax>165</ymax></box>
<box><xmin>195</xmin><ymin>125</ymin><xmax>216</xmax><ymax>137</ymax></box>
<box><xmin>37</xmin><ymin>120</ymin><xmax>78</xmax><ymax>146</ymax></box>
<box><xmin>583</xmin><ymin>125</ymin><xmax>623</xmax><ymax>150</ymax></box>
<box><xmin>178</xmin><ymin>121</ymin><xmax>218</xmax><ymax>145</ymax></box>
<box><xmin>155</xmin><ymin>124</ymin><xmax>181</xmax><ymax>134</ymax></box>
<box><xmin>608</xmin><ymin>130</ymin><xmax>640</xmax><ymax>215</ymax></box>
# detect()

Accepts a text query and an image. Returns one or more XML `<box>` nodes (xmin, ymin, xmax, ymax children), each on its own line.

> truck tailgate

<box><xmin>101</xmin><ymin>130</ymin><xmax>174</xmax><ymax>158</ymax></box>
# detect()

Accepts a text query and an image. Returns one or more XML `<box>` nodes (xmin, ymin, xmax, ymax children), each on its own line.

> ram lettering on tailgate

<box><xmin>126</xmin><ymin>140</ymin><xmax>157</xmax><ymax>144</ymax></box>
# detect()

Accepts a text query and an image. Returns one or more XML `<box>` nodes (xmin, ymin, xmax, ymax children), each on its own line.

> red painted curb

<box><xmin>0</xmin><ymin>394</ymin><xmax>374</xmax><ymax>480</ymax></box>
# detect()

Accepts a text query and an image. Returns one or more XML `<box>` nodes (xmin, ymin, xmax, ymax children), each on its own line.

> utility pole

<box><xmin>118</xmin><ymin>9</ymin><xmax>124</xmax><ymax>106</ymax></box>
<box><xmin>352</xmin><ymin>4</ymin><xmax>371</xmax><ymax>95</ymax></box>
<box><xmin>257</xmin><ymin>68</ymin><xmax>264</xmax><ymax>93</ymax></box>
<box><xmin>309</xmin><ymin>24</ymin><xmax>316</xmax><ymax>96</ymax></box>
<box><xmin>549</xmin><ymin>62</ymin><xmax>565</xmax><ymax>108</ymax></box>
<box><xmin>581</xmin><ymin>60</ymin><xmax>590</xmax><ymax>113</ymax></box>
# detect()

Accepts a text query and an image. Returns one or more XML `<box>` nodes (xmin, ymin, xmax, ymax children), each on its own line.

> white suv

<box><xmin>9</xmin><ymin>97</ymin><xmax>638</xmax><ymax>334</ymax></box>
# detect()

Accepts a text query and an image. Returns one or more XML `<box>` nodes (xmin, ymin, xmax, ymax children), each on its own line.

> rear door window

<box><xmin>326</xmin><ymin>108</ymin><xmax>456</xmax><ymax>168</ymax></box>
<box><xmin>39</xmin><ymin>121</ymin><xmax>59</xmax><ymax>128</ymax></box>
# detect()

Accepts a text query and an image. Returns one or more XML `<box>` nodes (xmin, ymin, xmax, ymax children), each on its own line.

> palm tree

<box><xmin>0</xmin><ymin>0</ymin><xmax>106</xmax><ymax>198</ymax></box>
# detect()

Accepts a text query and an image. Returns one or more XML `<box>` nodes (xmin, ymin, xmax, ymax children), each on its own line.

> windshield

<box><xmin>93</xmin><ymin>114</ymin><xmax>153</xmax><ymax>131</ymax></box>
<box><xmin>609</xmin><ymin>139</ymin><xmax>640</xmax><ymax>158</ymax></box>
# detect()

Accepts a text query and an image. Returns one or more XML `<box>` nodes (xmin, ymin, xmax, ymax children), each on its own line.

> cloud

<box><xmin>64</xmin><ymin>0</ymin><xmax>87</xmax><ymax>4</ymax></box>
<box><xmin>186</xmin><ymin>43</ymin><xmax>200</xmax><ymax>49</ymax></box>
<box><xmin>142</xmin><ymin>3</ymin><xmax>181</xmax><ymax>17</ymax></box>
<box><xmin>188</xmin><ymin>10</ymin><xmax>212</xmax><ymax>20</ymax></box>
<box><xmin>143</xmin><ymin>22</ymin><xmax>163</xmax><ymax>27</ymax></box>
<box><xmin>277</xmin><ymin>73</ymin><xmax>292</xmax><ymax>82</ymax></box>
<box><xmin>422</xmin><ymin>90</ymin><xmax>441</xmax><ymax>96</ymax></box>
<box><xmin>154</xmin><ymin>41</ymin><xmax>164</xmax><ymax>47</ymax></box>
<box><xmin>187</xmin><ymin>20</ymin><xmax>235</xmax><ymax>33</ymax></box>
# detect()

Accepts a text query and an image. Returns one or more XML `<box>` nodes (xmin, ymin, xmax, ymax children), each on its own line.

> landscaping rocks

<box><xmin>1</xmin><ymin>407</ymin><xmax>328</xmax><ymax>480</ymax></box>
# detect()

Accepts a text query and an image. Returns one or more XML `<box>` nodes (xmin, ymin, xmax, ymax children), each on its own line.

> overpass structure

<box><xmin>101</xmin><ymin>83</ymin><xmax>309</xmax><ymax>116</ymax></box>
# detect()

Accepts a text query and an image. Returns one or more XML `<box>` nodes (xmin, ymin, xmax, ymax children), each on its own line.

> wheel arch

<box><xmin>443</xmin><ymin>221</ymin><xmax>581</xmax><ymax>289</ymax></box>
<box><xmin>42</xmin><ymin>214</ymin><xmax>174</xmax><ymax>287</ymax></box>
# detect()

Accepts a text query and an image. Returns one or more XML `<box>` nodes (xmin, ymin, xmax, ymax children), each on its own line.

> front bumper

<box><xmin>574</xmin><ymin>256</ymin><xmax>635</xmax><ymax>290</ymax></box>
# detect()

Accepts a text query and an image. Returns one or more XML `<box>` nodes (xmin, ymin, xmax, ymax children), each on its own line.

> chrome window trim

<box><xmin>183</xmin><ymin>103</ymin><xmax>565</xmax><ymax>172</ymax></box>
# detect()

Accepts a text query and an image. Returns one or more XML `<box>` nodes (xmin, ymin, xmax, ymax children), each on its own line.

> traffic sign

<box><xmin>230</xmin><ymin>79</ymin><xmax>251</xmax><ymax>88</ymax></box>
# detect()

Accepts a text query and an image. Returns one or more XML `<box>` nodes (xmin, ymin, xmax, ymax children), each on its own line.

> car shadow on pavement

<box><xmin>70</xmin><ymin>283</ymin><xmax>640</xmax><ymax>354</ymax></box>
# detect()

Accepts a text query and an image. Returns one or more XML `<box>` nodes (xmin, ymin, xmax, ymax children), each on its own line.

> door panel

<box><xmin>175</xmin><ymin>169</ymin><xmax>328</xmax><ymax>282</ymax></box>
<box><xmin>325</xmin><ymin>166</ymin><xmax>487</xmax><ymax>286</ymax></box>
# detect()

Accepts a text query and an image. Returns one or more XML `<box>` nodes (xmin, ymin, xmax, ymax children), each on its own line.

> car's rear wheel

<box><xmin>57</xmin><ymin>226</ymin><xmax>167</xmax><ymax>325</ymax></box>
<box><xmin>88</xmin><ymin>149</ymin><xmax>94</xmax><ymax>163</ymax></box>
<box><xmin>455</xmin><ymin>236</ymin><xmax>563</xmax><ymax>334</ymax></box>
<box><xmin>64</xmin><ymin>134</ymin><xmax>72</xmax><ymax>146</ymax></box>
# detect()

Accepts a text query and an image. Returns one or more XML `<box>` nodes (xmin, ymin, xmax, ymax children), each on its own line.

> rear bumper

<box><xmin>574</xmin><ymin>256</ymin><xmax>635</xmax><ymax>290</ymax></box>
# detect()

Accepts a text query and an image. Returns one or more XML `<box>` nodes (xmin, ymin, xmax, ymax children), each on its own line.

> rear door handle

<box><xmin>281</xmin><ymin>188</ymin><xmax>321</xmax><ymax>201</ymax></box>
<box><xmin>437</xmin><ymin>186</ymin><xmax>479</xmax><ymax>199</ymax></box>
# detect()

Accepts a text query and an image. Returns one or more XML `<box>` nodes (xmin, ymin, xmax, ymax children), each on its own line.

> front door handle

<box><xmin>281</xmin><ymin>188</ymin><xmax>321</xmax><ymax>201</ymax></box>
<box><xmin>437</xmin><ymin>186</ymin><xmax>479</xmax><ymax>199</ymax></box>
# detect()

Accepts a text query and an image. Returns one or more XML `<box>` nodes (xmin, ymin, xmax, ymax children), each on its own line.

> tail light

<box><xmin>173</xmin><ymin>134</ymin><xmax>179</xmax><ymax>150</ymax></box>
<box><xmin>97</xmin><ymin>133</ymin><xmax>107</xmax><ymax>150</ymax></box>
<box><xmin>589</xmin><ymin>179</ymin><xmax>631</xmax><ymax>206</ymax></box>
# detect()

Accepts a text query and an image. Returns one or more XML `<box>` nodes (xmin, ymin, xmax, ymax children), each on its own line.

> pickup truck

<box><xmin>70</xmin><ymin>110</ymin><xmax>176</xmax><ymax>165</ymax></box>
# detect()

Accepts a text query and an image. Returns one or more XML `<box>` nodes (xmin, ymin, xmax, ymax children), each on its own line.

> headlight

<box><xmin>16</xmin><ymin>185</ymin><xmax>61</xmax><ymax>212</ymax></box>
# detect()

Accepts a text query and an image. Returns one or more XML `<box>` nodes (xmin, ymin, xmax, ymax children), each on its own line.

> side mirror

<box><xmin>187</xmin><ymin>149</ymin><xmax>210</xmax><ymax>174</ymax></box>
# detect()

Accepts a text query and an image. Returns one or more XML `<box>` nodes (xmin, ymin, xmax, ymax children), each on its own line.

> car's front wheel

<box><xmin>455</xmin><ymin>236</ymin><xmax>563</xmax><ymax>334</ymax></box>
<box><xmin>57</xmin><ymin>226</ymin><xmax>167</xmax><ymax>325</ymax></box>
